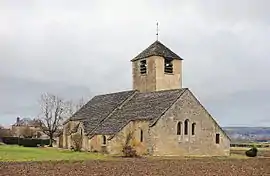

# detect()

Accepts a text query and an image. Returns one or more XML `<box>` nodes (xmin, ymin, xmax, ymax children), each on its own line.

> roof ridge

<box><xmin>138</xmin><ymin>88</ymin><xmax>187</xmax><ymax>94</ymax></box>
<box><xmin>94</xmin><ymin>90</ymin><xmax>136</xmax><ymax>97</ymax></box>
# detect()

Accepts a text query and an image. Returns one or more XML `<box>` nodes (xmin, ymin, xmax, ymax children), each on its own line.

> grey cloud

<box><xmin>203</xmin><ymin>89</ymin><xmax>270</xmax><ymax>127</ymax></box>
<box><xmin>0</xmin><ymin>76</ymin><xmax>92</xmax><ymax>126</ymax></box>
<box><xmin>0</xmin><ymin>0</ymin><xmax>270</xmax><ymax>126</ymax></box>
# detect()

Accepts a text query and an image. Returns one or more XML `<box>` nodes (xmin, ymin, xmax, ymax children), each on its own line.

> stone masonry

<box><xmin>60</xmin><ymin>39</ymin><xmax>230</xmax><ymax>156</ymax></box>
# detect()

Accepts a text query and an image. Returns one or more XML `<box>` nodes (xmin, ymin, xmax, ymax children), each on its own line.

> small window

<box><xmin>164</xmin><ymin>59</ymin><xmax>173</xmax><ymax>73</ymax></box>
<box><xmin>184</xmin><ymin>119</ymin><xmax>189</xmax><ymax>135</ymax></box>
<box><xmin>140</xmin><ymin>60</ymin><xmax>147</xmax><ymax>74</ymax></box>
<box><xmin>80</xmin><ymin>128</ymin><xmax>83</xmax><ymax>136</ymax></box>
<box><xmin>177</xmin><ymin>122</ymin><xmax>182</xmax><ymax>135</ymax></box>
<box><xmin>140</xmin><ymin>129</ymin><xmax>143</xmax><ymax>142</ymax></box>
<box><xmin>216</xmin><ymin>134</ymin><xmax>220</xmax><ymax>144</ymax></box>
<box><xmin>192</xmin><ymin>123</ymin><xmax>196</xmax><ymax>135</ymax></box>
<box><xmin>102</xmin><ymin>135</ymin><xmax>106</xmax><ymax>145</ymax></box>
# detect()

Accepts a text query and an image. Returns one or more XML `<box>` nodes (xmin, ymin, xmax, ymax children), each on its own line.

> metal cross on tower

<box><xmin>156</xmin><ymin>22</ymin><xmax>159</xmax><ymax>41</ymax></box>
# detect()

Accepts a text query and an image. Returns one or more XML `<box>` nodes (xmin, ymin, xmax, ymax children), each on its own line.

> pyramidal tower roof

<box><xmin>131</xmin><ymin>40</ymin><xmax>183</xmax><ymax>61</ymax></box>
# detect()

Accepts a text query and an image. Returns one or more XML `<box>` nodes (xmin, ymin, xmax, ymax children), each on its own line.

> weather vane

<box><xmin>156</xmin><ymin>22</ymin><xmax>159</xmax><ymax>41</ymax></box>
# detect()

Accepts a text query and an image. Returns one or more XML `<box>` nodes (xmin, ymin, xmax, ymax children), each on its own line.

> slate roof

<box><xmin>66</xmin><ymin>88</ymin><xmax>230</xmax><ymax>140</ymax></box>
<box><xmin>91</xmin><ymin>89</ymin><xmax>187</xmax><ymax>135</ymax></box>
<box><xmin>131</xmin><ymin>40</ymin><xmax>183</xmax><ymax>61</ymax></box>
<box><xmin>69</xmin><ymin>90</ymin><xmax>136</xmax><ymax>134</ymax></box>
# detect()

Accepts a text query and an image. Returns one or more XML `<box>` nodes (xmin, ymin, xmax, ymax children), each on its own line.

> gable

<box><xmin>151</xmin><ymin>89</ymin><xmax>230</xmax><ymax>141</ymax></box>
<box><xmin>186</xmin><ymin>90</ymin><xmax>231</xmax><ymax>141</ymax></box>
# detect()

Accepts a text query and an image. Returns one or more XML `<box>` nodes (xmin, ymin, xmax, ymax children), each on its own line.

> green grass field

<box><xmin>1</xmin><ymin>144</ymin><xmax>269</xmax><ymax>162</ymax></box>
<box><xmin>0</xmin><ymin>145</ymin><xmax>108</xmax><ymax>162</ymax></box>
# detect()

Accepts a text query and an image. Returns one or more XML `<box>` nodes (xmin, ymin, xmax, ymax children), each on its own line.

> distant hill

<box><xmin>222</xmin><ymin>127</ymin><xmax>270</xmax><ymax>143</ymax></box>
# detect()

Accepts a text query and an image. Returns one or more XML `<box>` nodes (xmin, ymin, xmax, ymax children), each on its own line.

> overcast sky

<box><xmin>0</xmin><ymin>0</ymin><xmax>269</xmax><ymax>127</ymax></box>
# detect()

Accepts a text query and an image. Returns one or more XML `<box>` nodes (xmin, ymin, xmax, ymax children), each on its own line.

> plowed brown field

<box><xmin>0</xmin><ymin>158</ymin><xmax>270</xmax><ymax>176</ymax></box>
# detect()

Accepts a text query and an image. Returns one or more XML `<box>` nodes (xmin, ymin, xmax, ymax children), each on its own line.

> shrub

<box><xmin>19</xmin><ymin>138</ymin><xmax>39</xmax><ymax>147</ymax></box>
<box><xmin>245</xmin><ymin>146</ymin><xmax>258</xmax><ymax>157</ymax></box>
<box><xmin>101</xmin><ymin>146</ymin><xmax>108</xmax><ymax>154</ymax></box>
<box><xmin>122</xmin><ymin>131</ymin><xmax>138</xmax><ymax>157</ymax></box>
<box><xmin>122</xmin><ymin>146</ymin><xmax>137</xmax><ymax>157</ymax></box>
<box><xmin>2</xmin><ymin>137</ymin><xmax>19</xmax><ymax>145</ymax></box>
<box><xmin>42</xmin><ymin>139</ymin><xmax>50</xmax><ymax>145</ymax></box>
<box><xmin>1</xmin><ymin>137</ymin><xmax>50</xmax><ymax>147</ymax></box>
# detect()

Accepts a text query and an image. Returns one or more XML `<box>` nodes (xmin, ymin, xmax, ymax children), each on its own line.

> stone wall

<box><xmin>77</xmin><ymin>123</ymin><xmax>91</xmax><ymax>151</ymax></box>
<box><xmin>132</xmin><ymin>56</ymin><xmax>156</xmax><ymax>92</ymax></box>
<box><xmin>89</xmin><ymin>121</ymin><xmax>150</xmax><ymax>155</ymax></box>
<box><xmin>61</xmin><ymin>90</ymin><xmax>230</xmax><ymax>157</ymax></box>
<box><xmin>150</xmin><ymin>89</ymin><xmax>230</xmax><ymax>156</ymax></box>
<box><xmin>155</xmin><ymin>57</ymin><xmax>182</xmax><ymax>91</ymax></box>
<box><xmin>53</xmin><ymin>134</ymin><xmax>63</xmax><ymax>148</ymax></box>
<box><xmin>132</xmin><ymin>56</ymin><xmax>182</xmax><ymax>93</ymax></box>
<box><xmin>108</xmin><ymin>120</ymin><xmax>150</xmax><ymax>155</ymax></box>
<box><xmin>62</xmin><ymin>120</ymin><xmax>80</xmax><ymax>149</ymax></box>
<box><xmin>62</xmin><ymin>121</ymin><xmax>93</xmax><ymax>151</ymax></box>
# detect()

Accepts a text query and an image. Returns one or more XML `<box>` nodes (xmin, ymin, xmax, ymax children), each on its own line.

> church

<box><xmin>61</xmin><ymin>40</ymin><xmax>230</xmax><ymax>156</ymax></box>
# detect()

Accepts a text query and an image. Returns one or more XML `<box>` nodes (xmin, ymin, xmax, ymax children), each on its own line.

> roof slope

<box><xmin>91</xmin><ymin>89</ymin><xmax>187</xmax><ymax>135</ymax></box>
<box><xmin>69</xmin><ymin>90</ymin><xmax>136</xmax><ymax>134</ymax></box>
<box><xmin>131</xmin><ymin>40</ymin><xmax>183</xmax><ymax>61</ymax></box>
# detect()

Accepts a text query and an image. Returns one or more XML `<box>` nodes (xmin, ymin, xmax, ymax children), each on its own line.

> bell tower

<box><xmin>131</xmin><ymin>40</ymin><xmax>183</xmax><ymax>93</ymax></box>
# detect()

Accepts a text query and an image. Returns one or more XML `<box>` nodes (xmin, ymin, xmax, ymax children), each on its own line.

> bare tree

<box><xmin>66</xmin><ymin>97</ymin><xmax>85</xmax><ymax>117</ymax></box>
<box><xmin>38</xmin><ymin>93</ymin><xmax>68</xmax><ymax>147</ymax></box>
<box><xmin>19</xmin><ymin>126</ymin><xmax>35</xmax><ymax>138</ymax></box>
<box><xmin>65</xmin><ymin>100</ymin><xmax>75</xmax><ymax>118</ymax></box>
<box><xmin>76</xmin><ymin>97</ymin><xmax>85</xmax><ymax>110</ymax></box>
<box><xmin>38</xmin><ymin>93</ymin><xmax>86</xmax><ymax>147</ymax></box>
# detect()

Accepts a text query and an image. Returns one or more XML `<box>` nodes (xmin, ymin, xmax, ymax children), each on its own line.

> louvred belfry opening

<box><xmin>164</xmin><ymin>58</ymin><xmax>173</xmax><ymax>73</ymax></box>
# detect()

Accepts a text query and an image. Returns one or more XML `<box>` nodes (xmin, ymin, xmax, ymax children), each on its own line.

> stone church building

<box><xmin>62</xmin><ymin>40</ymin><xmax>230</xmax><ymax>156</ymax></box>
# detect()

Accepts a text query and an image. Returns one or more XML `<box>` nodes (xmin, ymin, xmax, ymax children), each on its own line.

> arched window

<box><xmin>102</xmin><ymin>135</ymin><xmax>106</xmax><ymax>145</ymax></box>
<box><xmin>140</xmin><ymin>129</ymin><xmax>143</xmax><ymax>142</ymax></box>
<box><xmin>184</xmin><ymin>119</ymin><xmax>189</xmax><ymax>135</ymax></box>
<box><xmin>177</xmin><ymin>122</ymin><xmax>182</xmax><ymax>135</ymax></box>
<box><xmin>192</xmin><ymin>123</ymin><xmax>196</xmax><ymax>135</ymax></box>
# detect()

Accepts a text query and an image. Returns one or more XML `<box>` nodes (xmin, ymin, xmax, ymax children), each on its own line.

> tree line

<box><xmin>0</xmin><ymin>93</ymin><xmax>86</xmax><ymax>147</ymax></box>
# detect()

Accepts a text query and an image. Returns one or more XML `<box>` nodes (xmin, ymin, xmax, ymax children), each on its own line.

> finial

<box><xmin>156</xmin><ymin>22</ymin><xmax>159</xmax><ymax>41</ymax></box>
